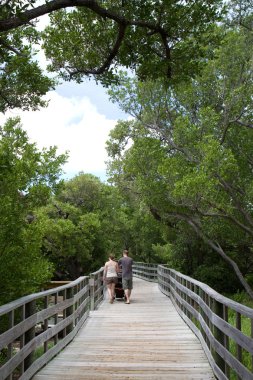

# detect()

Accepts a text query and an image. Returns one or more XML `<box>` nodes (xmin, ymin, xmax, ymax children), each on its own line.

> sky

<box><xmin>0</xmin><ymin>80</ymin><xmax>127</xmax><ymax>182</ymax></box>
<box><xmin>0</xmin><ymin>12</ymin><xmax>128</xmax><ymax>183</ymax></box>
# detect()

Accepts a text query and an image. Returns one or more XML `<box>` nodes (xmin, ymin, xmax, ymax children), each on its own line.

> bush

<box><xmin>193</xmin><ymin>263</ymin><xmax>243</xmax><ymax>294</ymax></box>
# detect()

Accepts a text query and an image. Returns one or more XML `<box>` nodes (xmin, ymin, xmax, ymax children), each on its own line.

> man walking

<box><xmin>118</xmin><ymin>250</ymin><xmax>133</xmax><ymax>304</ymax></box>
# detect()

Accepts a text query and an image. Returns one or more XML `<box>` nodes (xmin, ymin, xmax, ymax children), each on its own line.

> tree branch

<box><xmin>216</xmin><ymin>175</ymin><xmax>253</xmax><ymax>228</ymax></box>
<box><xmin>0</xmin><ymin>37</ymin><xmax>25</xmax><ymax>56</ymax></box>
<box><xmin>196</xmin><ymin>207</ymin><xmax>253</xmax><ymax>238</ymax></box>
<box><xmin>187</xmin><ymin>217</ymin><xmax>253</xmax><ymax>300</ymax></box>
<box><xmin>160</xmin><ymin>32</ymin><xmax>171</xmax><ymax>78</ymax></box>
<box><xmin>149</xmin><ymin>208</ymin><xmax>253</xmax><ymax>299</ymax></box>
<box><xmin>233</xmin><ymin>119</ymin><xmax>253</xmax><ymax>129</ymax></box>
<box><xmin>0</xmin><ymin>0</ymin><xmax>173</xmax><ymax>78</ymax></box>
<box><xmin>68</xmin><ymin>22</ymin><xmax>127</xmax><ymax>77</ymax></box>
<box><xmin>0</xmin><ymin>0</ymin><xmax>169</xmax><ymax>36</ymax></box>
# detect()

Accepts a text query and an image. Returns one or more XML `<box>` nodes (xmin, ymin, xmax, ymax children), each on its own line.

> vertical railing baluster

<box><xmin>179</xmin><ymin>276</ymin><xmax>183</xmax><ymax>311</ymax></box>
<box><xmin>20</xmin><ymin>304</ymin><xmax>25</xmax><ymax>375</ymax></box>
<box><xmin>24</xmin><ymin>300</ymin><xmax>36</xmax><ymax>371</ymax></box>
<box><xmin>44</xmin><ymin>295</ymin><xmax>49</xmax><ymax>353</ymax></box>
<box><xmin>89</xmin><ymin>274</ymin><xmax>95</xmax><ymax>311</ymax></box>
<box><xmin>211</xmin><ymin>298</ymin><xmax>225</xmax><ymax>374</ymax></box>
<box><xmin>189</xmin><ymin>281</ymin><xmax>193</xmax><ymax>322</ymax></box>
<box><xmin>185</xmin><ymin>279</ymin><xmax>189</xmax><ymax>319</ymax></box>
<box><xmin>66</xmin><ymin>286</ymin><xmax>74</xmax><ymax>335</ymax></box>
<box><xmin>186</xmin><ymin>280</ymin><xmax>191</xmax><ymax>320</ymax></box>
<box><xmin>236</xmin><ymin>312</ymin><xmax>242</xmax><ymax>380</ymax></box>
<box><xmin>167</xmin><ymin>268</ymin><xmax>170</xmax><ymax>294</ymax></box>
<box><xmin>206</xmin><ymin>294</ymin><xmax>211</xmax><ymax>349</ymax></box>
<box><xmin>193</xmin><ymin>284</ymin><xmax>198</xmax><ymax>317</ymax></box>
<box><xmin>223</xmin><ymin>305</ymin><xmax>230</xmax><ymax>378</ymax></box>
<box><xmin>181</xmin><ymin>277</ymin><xmax>185</xmax><ymax>315</ymax></box>
<box><xmin>62</xmin><ymin>289</ymin><xmax>67</xmax><ymax>338</ymax></box>
<box><xmin>199</xmin><ymin>287</ymin><xmax>205</xmax><ymax>340</ymax></box>
<box><xmin>7</xmin><ymin>310</ymin><xmax>14</xmax><ymax>380</ymax></box>
<box><xmin>54</xmin><ymin>292</ymin><xmax>58</xmax><ymax>346</ymax></box>
<box><xmin>251</xmin><ymin>317</ymin><xmax>253</xmax><ymax>374</ymax></box>
<box><xmin>77</xmin><ymin>282</ymin><xmax>81</xmax><ymax>324</ymax></box>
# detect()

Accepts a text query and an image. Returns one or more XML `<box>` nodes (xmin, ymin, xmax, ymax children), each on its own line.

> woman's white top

<box><xmin>106</xmin><ymin>262</ymin><xmax>117</xmax><ymax>277</ymax></box>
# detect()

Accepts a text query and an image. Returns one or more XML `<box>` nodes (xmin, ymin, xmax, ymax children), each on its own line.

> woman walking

<box><xmin>103</xmin><ymin>254</ymin><xmax>119</xmax><ymax>303</ymax></box>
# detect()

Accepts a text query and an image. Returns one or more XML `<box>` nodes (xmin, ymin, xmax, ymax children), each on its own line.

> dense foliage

<box><xmin>37</xmin><ymin>173</ymin><xmax>166</xmax><ymax>280</ymax></box>
<box><xmin>0</xmin><ymin>117</ymin><xmax>67</xmax><ymax>304</ymax></box>
<box><xmin>106</xmin><ymin>24</ymin><xmax>253</xmax><ymax>298</ymax></box>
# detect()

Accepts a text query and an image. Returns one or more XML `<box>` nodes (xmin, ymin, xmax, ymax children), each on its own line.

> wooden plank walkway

<box><xmin>33</xmin><ymin>278</ymin><xmax>215</xmax><ymax>380</ymax></box>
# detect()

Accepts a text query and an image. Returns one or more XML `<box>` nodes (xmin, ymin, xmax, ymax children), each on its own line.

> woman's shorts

<box><xmin>105</xmin><ymin>277</ymin><xmax>118</xmax><ymax>285</ymax></box>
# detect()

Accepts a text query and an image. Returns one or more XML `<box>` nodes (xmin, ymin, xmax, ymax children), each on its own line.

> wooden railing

<box><xmin>132</xmin><ymin>262</ymin><xmax>158</xmax><ymax>282</ymax></box>
<box><xmin>2</xmin><ymin>262</ymin><xmax>252</xmax><ymax>380</ymax></box>
<box><xmin>0</xmin><ymin>267</ymin><xmax>104</xmax><ymax>380</ymax></box>
<box><xmin>133</xmin><ymin>262</ymin><xmax>253</xmax><ymax>380</ymax></box>
<box><xmin>89</xmin><ymin>267</ymin><xmax>105</xmax><ymax>311</ymax></box>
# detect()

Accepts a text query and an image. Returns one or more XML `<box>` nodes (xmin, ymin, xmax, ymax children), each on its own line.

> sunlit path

<box><xmin>32</xmin><ymin>277</ymin><xmax>214</xmax><ymax>380</ymax></box>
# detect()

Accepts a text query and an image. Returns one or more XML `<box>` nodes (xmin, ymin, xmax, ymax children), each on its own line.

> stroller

<box><xmin>115</xmin><ymin>266</ymin><xmax>125</xmax><ymax>299</ymax></box>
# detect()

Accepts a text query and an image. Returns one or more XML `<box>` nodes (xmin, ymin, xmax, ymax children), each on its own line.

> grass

<box><xmin>190</xmin><ymin>291</ymin><xmax>253</xmax><ymax>379</ymax></box>
<box><xmin>226</xmin><ymin>292</ymin><xmax>253</xmax><ymax>379</ymax></box>
<box><xmin>33</xmin><ymin>341</ymin><xmax>55</xmax><ymax>361</ymax></box>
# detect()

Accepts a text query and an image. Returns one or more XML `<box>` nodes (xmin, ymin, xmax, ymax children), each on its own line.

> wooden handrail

<box><xmin>133</xmin><ymin>262</ymin><xmax>158</xmax><ymax>282</ymax></box>
<box><xmin>89</xmin><ymin>267</ymin><xmax>105</xmax><ymax>311</ymax></box>
<box><xmin>0</xmin><ymin>268</ymin><xmax>105</xmax><ymax>380</ymax></box>
<box><xmin>133</xmin><ymin>262</ymin><xmax>253</xmax><ymax>380</ymax></box>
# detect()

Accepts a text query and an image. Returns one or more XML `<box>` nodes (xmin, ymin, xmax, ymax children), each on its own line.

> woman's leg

<box><xmin>107</xmin><ymin>283</ymin><xmax>112</xmax><ymax>301</ymax></box>
<box><xmin>111</xmin><ymin>283</ymin><xmax>116</xmax><ymax>301</ymax></box>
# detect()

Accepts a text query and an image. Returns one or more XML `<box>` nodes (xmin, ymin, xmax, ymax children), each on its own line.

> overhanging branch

<box><xmin>68</xmin><ymin>22</ymin><xmax>127</xmax><ymax>78</ymax></box>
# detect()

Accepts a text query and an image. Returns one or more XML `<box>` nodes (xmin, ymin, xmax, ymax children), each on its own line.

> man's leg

<box><xmin>125</xmin><ymin>289</ymin><xmax>131</xmax><ymax>303</ymax></box>
<box><xmin>123</xmin><ymin>278</ymin><xmax>132</xmax><ymax>303</ymax></box>
<box><xmin>126</xmin><ymin>278</ymin><xmax>132</xmax><ymax>303</ymax></box>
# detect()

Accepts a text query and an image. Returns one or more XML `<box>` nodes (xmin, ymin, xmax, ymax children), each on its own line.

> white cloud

<box><xmin>0</xmin><ymin>92</ymin><xmax>117</xmax><ymax>180</ymax></box>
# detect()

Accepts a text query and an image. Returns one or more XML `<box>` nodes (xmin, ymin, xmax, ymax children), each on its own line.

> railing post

<box><xmin>251</xmin><ymin>317</ymin><xmax>253</xmax><ymax>375</ymax></box>
<box><xmin>54</xmin><ymin>292</ymin><xmax>59</xmax><ymax>346</ymax></box>
<box><xmin>66</xmin><ymin>287</ymin><xmax>74</xmax><ymax>334</ymax></box>
<box><xmin>43</xmin><ymin>295</ymin><xmax>49</xmax><ymax>353</ymax></box>
<box><xmin>211</xmin><ymin>298</ymin><xmax>226</xmax><ymax>373</ymax></box>
<box><xmin>24</xmin><ymin>300</ymin><xmax>36</xmax><ymax>370</ymax></box>
<box><xmin>236</xmin><ymin>312</ymin><xmax>242</xmax><ymax>380</ymax></box>
<box><xmin>199</xmin><ymin>288</ymin><xmax>205</xmax><ymax>340</ymax></box>
<box><xmin>89</xmin><ymin>275</ymin><xmax>95</xmax><ymax>311</ymax></box>
<box><xmin>168</xmin><ymin>268</ymin><xmax>171</xmax><ymax>294</ymax></box>
<box><xmin>7</xmin><ymin>310</ymin><xmax>14</xmax><ymax>380</ymax></box>
<box><xmin>20</xmin><ymin>305</ymin><xmax>25</xmax><ymax>375</ymax></box>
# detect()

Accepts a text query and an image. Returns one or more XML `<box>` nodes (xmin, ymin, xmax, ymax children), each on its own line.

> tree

<box><xmin>0</xmin><ymin>117</ymin><xmax>67</xmax><ymax>304</ymax></box>
<box><xmin>39</xmin><ymin>173</ymin><xmax>134</xmax><ymax>278</ymax></box>
<box><xmin>0</xmin><ymin>0</ymin><xmax>225</xmax><ymax>110</ymax></box>
<box><xmin>0</xmin><ymin>19</ymin><xmax>54</xmax><ymax>112</ymax></box>
<box><xmin>106</xmin><ymin>26</ymin><xmax>253</xmax><ymax>299</ymax></box>
<box><xmin>38</xmin><ymin>201</ymin><xmax>103</xmax><ymax>278</ymax></box>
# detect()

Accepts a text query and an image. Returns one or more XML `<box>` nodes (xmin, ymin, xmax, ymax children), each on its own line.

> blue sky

<box><xmin>0</xmin><ymin>76</ymin><xmax>128</xmax><ymax>183</ymax></box>
<box><xmin>57</xmin><ymin>80</ymin><xmax>127</xmax><ymax>121</ymax></box>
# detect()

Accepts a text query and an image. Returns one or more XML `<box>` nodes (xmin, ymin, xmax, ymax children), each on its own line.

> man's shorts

<box><xmin>122</xmin><ymin>278</ymin><xmax>133</xmax><ymax>290</ymax></box>
<box><xmin>105</xmin><ymin>277</ymin><xmax>118</xmax><ymax>285</ymax></box>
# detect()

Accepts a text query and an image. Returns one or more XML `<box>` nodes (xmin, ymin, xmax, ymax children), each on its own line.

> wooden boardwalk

<box><xmin>33</xmin><ymin>278</ymin><xmax>215</xmax><ymax>380</ymax></box>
